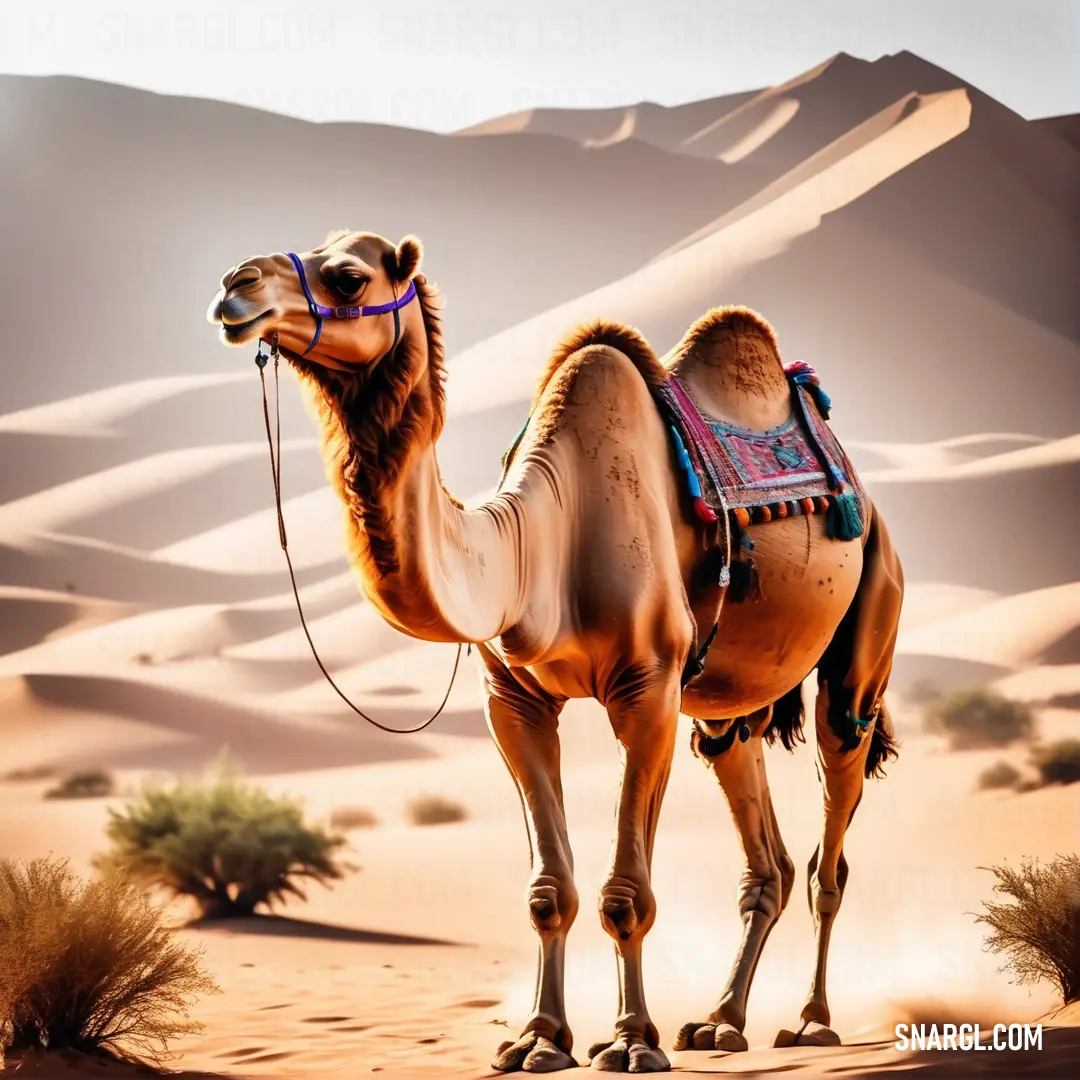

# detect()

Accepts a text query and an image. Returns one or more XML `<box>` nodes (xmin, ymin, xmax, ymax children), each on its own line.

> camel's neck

<box><xmin>669</xmin><ymin>327</ymin><xmax>791</xmax><ymax>431</ymax></box>
<box><xmin>297</xmin><ymin>296</ymin><xmax>522</xmax><ymax>643</ymax></box>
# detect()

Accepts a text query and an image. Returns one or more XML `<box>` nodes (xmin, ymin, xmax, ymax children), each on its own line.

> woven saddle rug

<box><xmin>651</xmin><ymin>362</ymin><xmax>866</xmax><ymax>545</ymax></box>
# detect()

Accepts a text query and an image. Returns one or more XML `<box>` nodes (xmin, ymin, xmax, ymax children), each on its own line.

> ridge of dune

<box><xmin>862</xmin><ymin>432</ymin><xmax>1080</xmax><ymax>483</ymax></box>
<box><xmin>849</xmin><ymin>432</ymin><xmax>1047</xmax><ymax>470</ymax></box>
<box><xmin>443</xmin><ymin>88</ymin><xmax>972</xmax><ymax>418</ymax></box>
<box><xmin>897</xmin><ymin>583</ymin><xmax>999</xmax><ymax>634</ymax></box>
<box><xmin>155</xmin><ymin>483</ymin><xmax>499</xmax><ymax>575</ymax></box>
<box><xmin>0</xmin><ymin>438</ymin><xmax>316</xmax><ymax>543</ymax></box>
<box><xmin>679</xmin><ymin>54</ymin><xmax>840</xmax><ymax>157</ymax></box>
<box><xmin>659</xmin><ymin>89</ymin><xmax>969</xmax><ymax>259</ymax></box>
<box><xmin>0</xmin><ymin>372</ymin><xmax>248</xmax><ymax>436</ymax></box>
<box><xmin>897</xmin><ymin>582</ymin><xmax>1080</xmax><ymax>669</ymax></box>
<box><xmin>994</xmin><ymin>663</ymin><xmax>1080</xmax><ymax>705</ymax></box>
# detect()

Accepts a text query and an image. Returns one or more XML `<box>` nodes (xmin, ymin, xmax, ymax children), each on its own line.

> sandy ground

<box><xmin>2</xmin><ymin>702</ymin><xmax>1077</xmax><ymax>1078</ymax></box>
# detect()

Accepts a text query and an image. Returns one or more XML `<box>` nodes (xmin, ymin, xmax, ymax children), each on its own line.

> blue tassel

<box><xmin>809</xmin><ymin>383</ymin><xmax>832</xmax><ymax>419</ymax></box>
<box><xmin>827</xmin><ymin>492</ymin><xmax>864</xmax><ymax>541</ymax></box>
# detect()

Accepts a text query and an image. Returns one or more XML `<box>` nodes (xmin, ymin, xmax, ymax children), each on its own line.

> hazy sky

<box><xmin>2</xmin><ymin>0</ymin><xmax>1077</xmax><ymax>131</ymax></box>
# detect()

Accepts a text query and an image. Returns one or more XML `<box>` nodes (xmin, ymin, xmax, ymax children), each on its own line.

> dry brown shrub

<box><xmin>406</xmin><ymin>794</ymin><xmax>467</xmax><ymax>826</ymax></box>
<box><xmin>975</xmin><ymin>855</ymin><xmax>1080</xmax><ymax>1005</ymax></box>
<box><xmin>976</xmin><ymin>760</ymin><xmax>1022</xmax><ymax>792</ymax></box>
<box><xmin>330</xmin><ymin>805</ymin><xmax>380</xmax><ymax>830</ymax></box>
<box><xmin>0</xmin><ymin>856</ymin><xmax>218</xmax><ymax>1062</ymax></box>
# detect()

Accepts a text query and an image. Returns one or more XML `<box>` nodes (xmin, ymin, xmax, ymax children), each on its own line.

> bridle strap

<box><xmin>254</xmin><ymin>338</ymin><xmax>464</xmax><ymax>735</ymax></box>
<box><xmin>285</xmin><ymin>251</ymin><xmax>417</xmax><ymax>356</ymax></box>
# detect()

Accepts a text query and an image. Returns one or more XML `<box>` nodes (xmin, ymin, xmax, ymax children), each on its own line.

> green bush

<box><xmin>976</xmin><ymin>760</ymin><xmax>1022</xmax><ymax>792</ymax></box>
<box><xmin>1031</xmin><ymin>740</ymin><xmax>1080</xmax><ymax>787</ymax></box>
<box><xmin>0</xmin><ymin>856</ymin><xmax>217</xmax><ymax>1062</ymax></box>
<box><xmin>44</xmin><ymin>769</ymin><xmax>115</xmax><ymax>800</ymax></box>
<box><xmin>975</xmin><ymin>855</ymin><xmax>1080</xmax><ymax>1005</ymax></box>
<box><xmin>406</xmin><ymin>794</ymin><xmax>467</xmax><ymax>827</ymax></box>
<box><xmin>95</xmin><ymin>765</ymin><xmax>351</xmax><ymax>919</ymax></box>
<box><xmin>923</xmin><ymin>689</ymin><xmax>1035</xmax><ymax>750</ymax></box>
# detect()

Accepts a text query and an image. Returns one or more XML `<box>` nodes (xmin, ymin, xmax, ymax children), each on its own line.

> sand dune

<box><xmin>1036</xmin><ymin>111</ymin><xmax>1080</xmax><ymax>151</ymax></box>
<box><xmin>897</xmin><ymin>582</ymin><xmax>1080</xmax><ymax>670</ymax></box>
<box><xmin>862</xmin><ymin>433</ymin><xmax>1080</xmax><ymax>483</ymax></box>
<box><xmin>0</xmin><ymin>439</ymin><xmax>315</xmax><ymax>544</ymax></box>
<box><xmin>0</xmin><ymin>532</ymin><xmax>329</xmax><ymax>606</ymax></box>
<box><xmin>0</xmin><ymin>373</ymin><xmax>248</xmax><ymax>437</ymax></box>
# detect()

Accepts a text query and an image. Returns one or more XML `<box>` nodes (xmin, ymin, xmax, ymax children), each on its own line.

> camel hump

<box><xmin>675</xmin><ymin>305</ymin><xmax>783</xmax><ymax>373</ymax></box>
<box><xmin>533</xmin><ymin>319</ymin><xmax>666</xmax><ymax>406</ymax></box>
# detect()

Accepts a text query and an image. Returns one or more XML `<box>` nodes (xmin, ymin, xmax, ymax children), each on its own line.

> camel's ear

<box><xmin>385</xmin><ymin>235</ymin><xmax>423</xmax><ymax>282</ymax></box>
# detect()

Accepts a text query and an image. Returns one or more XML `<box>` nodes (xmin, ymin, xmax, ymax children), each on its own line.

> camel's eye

<box><xmin>334</xmin><ymin>271</ymin><xmax>369</xmax><ymax>299</ymax></box>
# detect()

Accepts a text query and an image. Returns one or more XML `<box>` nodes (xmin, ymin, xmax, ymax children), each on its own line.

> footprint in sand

<box><xmin>243</xmin><ymin>1051</ymin><xmax>296</xmax><ymax>1063</ymax></box>
<box><xmin>303</xmin><ymin>1016</ymin><xmax>353</xmax><ymax>1023</ymax></box>
<box><xmin>456</xmin><ymin>999</ymin><xmax>501</xmax><ymax>1009</ymax></box>
<box><xmin>256</xmin><ymin>1003</ymin><xmax>293</xmax><ymax>1011</ymax></box>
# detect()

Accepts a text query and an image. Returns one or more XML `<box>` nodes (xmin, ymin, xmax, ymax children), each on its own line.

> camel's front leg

<box><xmin>484</xmin><ymin>668</ymin><xmax>579</xmax><ymax>1073</ymax></box>
<box><xmin>587</xmin><ymin>668</ymin><xmax>681</xmax><ymax>1074</ymax></box>
<box><xmin>674</xmin><ymin>708</ymin><xmax>793</xmax><ymax>1055</ymax></box>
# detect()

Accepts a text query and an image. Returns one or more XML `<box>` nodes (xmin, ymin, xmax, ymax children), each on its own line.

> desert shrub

<box><xmin>906</xmin><ymin>677</ymin><xmax>942</xmax><ymax>706</ymax></box>
<box><xmin>329</xmin><ymin>805</ymin><xmax>380</xmax><ymax>830</ymax></box>
<box><xmin>975</xmin><ymin>855</ymin><xmax>1080</xmax><ymax>1004</ymax></box>
<box><xmin>406</xmin><ymin>794</ymin><xmax>467</xmax><ymax>827</ymax></box>
<box><xmin>2</xmin><ymin>765</ymin><xmax>56</xmax><ymax>782</ymax></box>
<box><xmin>0</xmin><ymin>856</ymin><xmax>217</xmax><ymax>1061</ymax></box>
<box><xmin>976</xmin><ymin>760</ymin><xmax>1022</xmax><ymax>792</ymax></box>
<box><xmin>44</xmin><ymin>769</ymin><xmax>115</xmax><ymax>800</ymax></box>
<box><xmin>923</xmin><ymin>689</ymin><xmax>1035</xmax><ymax>750</ymax></box>
<box><xmin>95</xmin><ymin>766</ymin><xmax>351</xmax><ymax>919</ymax></box>
<box><xmin>1031</xmin><ymin>740</ymin><xmax>1080</xmax><ymax>787</ymax></box>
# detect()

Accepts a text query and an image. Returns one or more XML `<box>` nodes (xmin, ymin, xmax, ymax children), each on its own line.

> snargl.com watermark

<box><xmin>895</xmin><ymin>1023</ymin><xmax>1043</xmax><ymax>1052</ymax></box>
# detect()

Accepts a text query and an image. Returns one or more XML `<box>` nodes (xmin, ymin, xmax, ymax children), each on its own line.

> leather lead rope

<box><xmin>255</xmin><ymin>337</ymin><xmax>464</xmax><ymax>734</ymax></box>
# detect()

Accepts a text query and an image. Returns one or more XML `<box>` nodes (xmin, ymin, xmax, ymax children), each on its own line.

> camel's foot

<box><xmin>493</xmin><ymin>1030</ymin><xmax>578</xmax><ymax>1072</ymax></box>
<box><xmin>773</xmin><ymin>1022</ymin><xmax>842</xmax><ymax>1048</ymax></box>
<box><xmin>587</xmin><ymin>1035</ymin><xmax>670</xmax><ymax>1073</ymax></box>
<box><xmin>672</xmin><ymin>1021</ymin><xmax>748</xmax><ymax>1053</ymax></box>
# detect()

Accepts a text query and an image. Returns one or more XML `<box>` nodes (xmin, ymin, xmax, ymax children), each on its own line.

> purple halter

<box><xmin>285</xmin><ymin>251</ymin><xmax>417</xmax><ymax>357</ymax></box>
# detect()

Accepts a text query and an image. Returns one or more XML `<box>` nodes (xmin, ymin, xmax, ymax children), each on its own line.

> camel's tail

<box><xmin>815</xmin><ymin>503</ymin><xmax>903</xmax><ymax>779</ymax></box>
<box><xmin>763</xmin><ymin>681</ymin><xmax>807</xmax><ymax>751</ymax></box>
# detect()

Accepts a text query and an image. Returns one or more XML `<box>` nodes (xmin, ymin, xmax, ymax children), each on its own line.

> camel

<box><xmin>207</xmin><ymin>230</ymin><xmax>903</xmax><ymax>1073</ymax></box>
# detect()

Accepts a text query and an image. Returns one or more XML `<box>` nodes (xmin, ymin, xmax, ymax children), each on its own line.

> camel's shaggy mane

<box><xmin>667</xmin><ymin>304</ymin><xmax>781</xmax><ymax>366</ymax></box>
<box><xmin>288</xmin><ymin>274</ymin><xmax>460</xmax><ymax>580</ymax></box>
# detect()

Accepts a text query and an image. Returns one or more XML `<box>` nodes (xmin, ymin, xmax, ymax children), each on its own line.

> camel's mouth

<box><xmin>220</xmin><ymin>309</ymin><xmax>274</xmax><ymax>344</ymax></box>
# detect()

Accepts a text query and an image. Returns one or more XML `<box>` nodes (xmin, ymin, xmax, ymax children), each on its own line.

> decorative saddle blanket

<box><xmin>650</xmin><ymin>363</ymin><xmax>865</xmax><ymax>599</ymax></box>
<box><xmin>499</xmin><ymin>359</ymin><xmax>864</xmax><ymax>602</ymax></box>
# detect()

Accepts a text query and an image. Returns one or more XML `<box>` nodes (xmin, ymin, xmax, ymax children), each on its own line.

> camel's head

<box><xmin>207</xmin><ymin>230</ymin><xmax>424</xmax><ymax>371</ymax></box>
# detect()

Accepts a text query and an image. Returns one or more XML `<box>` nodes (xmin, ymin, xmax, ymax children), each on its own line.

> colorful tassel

<box><xmin>692</xmin><ymin>496</ymin><xmax>717</xmax><ymax>524</ymax></box>
<box><xmin>827</xmin><ymin>491</ymin><xmax>864</xmax><ymax>541</ymax></box>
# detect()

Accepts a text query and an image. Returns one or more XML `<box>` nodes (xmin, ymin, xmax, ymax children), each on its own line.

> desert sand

<box><xmin>1</xmin><ymin>49</ymin><xmax>1078</xmax><ymax>1078</ymax></box>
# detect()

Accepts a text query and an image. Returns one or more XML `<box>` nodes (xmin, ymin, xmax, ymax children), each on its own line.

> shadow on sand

<box><xmin>191</xmin><ymin>913</ymin><xmax>461</xmax><ymax>947</ymax></box>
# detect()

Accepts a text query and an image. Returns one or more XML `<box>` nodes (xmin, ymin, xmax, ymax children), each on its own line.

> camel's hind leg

<box><xmin>672</xmin><ymin>705</ymin><xmax>795</xmax><ymax>1054</ymax></box>
<box><xmin>778</xmin><ymin>506</ymin><xmax>903</xmax><ymax>1048</ymax></box>
<box><xmin>587</xmin><ymin>664</ymin><xmax>684</xmax><ymax>1074</ymax></box>
<box><xmin>482</xmin><ymin>653</ymin><xmax>580</xmax><ymax>1074</ymax></box>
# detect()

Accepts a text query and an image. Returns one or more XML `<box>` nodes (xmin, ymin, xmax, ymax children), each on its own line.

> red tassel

<box><xmin>692</xmin><ymin>496</ymin><xmax>717</xmax><ymax>523</ymax></box>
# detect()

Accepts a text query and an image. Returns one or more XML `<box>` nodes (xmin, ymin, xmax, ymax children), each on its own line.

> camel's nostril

<box><xmin>225</xmin><ymin>266</ymin><xmax>262</xmax><ymax>291</ymax></box>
